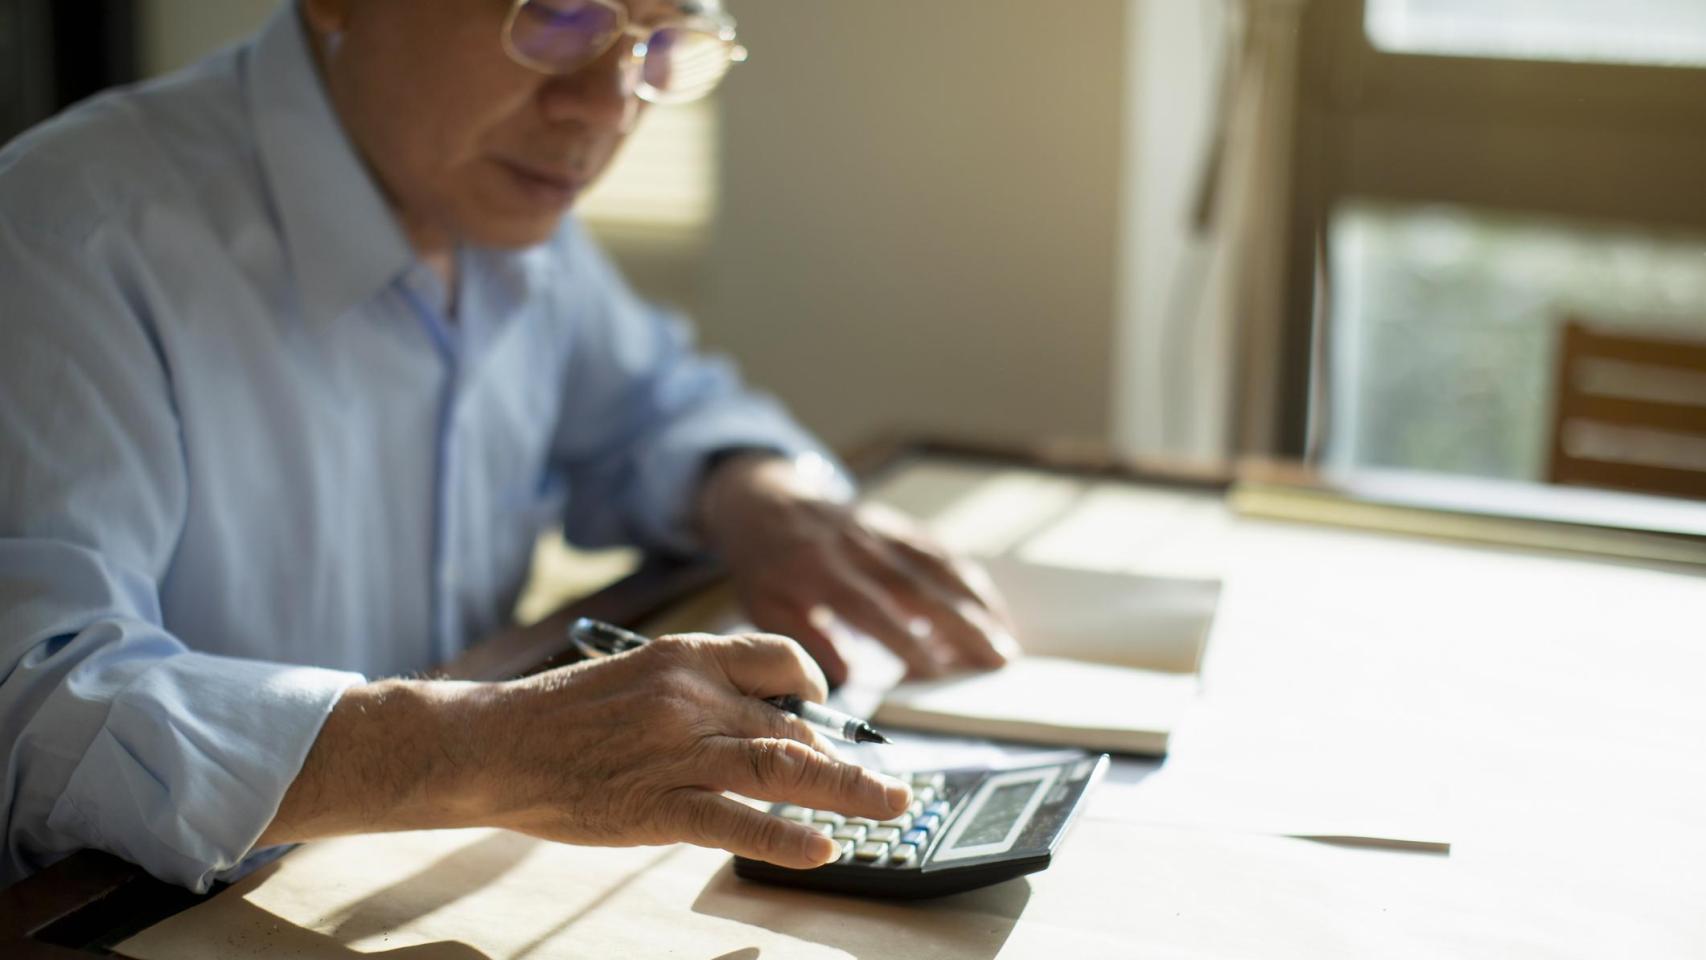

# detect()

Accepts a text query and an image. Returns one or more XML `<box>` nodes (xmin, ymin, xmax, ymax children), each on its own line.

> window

<box><xmin>576</xmin><ymin>98</ymin><xmax>719</xmax><ymax>235</ymax></box>
<box><xmin>1366</xmin><ymin>0</ymin><xmax>1706</xmax><ymax>67</ymax></box>
<box><xmin>1273</xmin><ymin>0</ymin><xmax>1706</xmax><ymax>488</ymax></box>
<box><xmin>1327</xmin><ymin>203</ymin><xmax>1706</xmax><ymax>481</ymax></box>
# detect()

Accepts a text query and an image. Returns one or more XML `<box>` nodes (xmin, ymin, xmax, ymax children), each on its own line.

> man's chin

<box><xmin>463</xmin><ymin>210</ymin><xmax>572</xmax><ymax>250</ymax></box>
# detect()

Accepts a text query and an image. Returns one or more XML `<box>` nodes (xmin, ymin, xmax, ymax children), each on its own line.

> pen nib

<box><xmin>855</xmin><ymin>727</ymin><xmax>891</xmax><ymax>745</ymax></box>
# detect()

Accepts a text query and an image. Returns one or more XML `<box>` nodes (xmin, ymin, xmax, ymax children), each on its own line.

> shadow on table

<box><xmin>314</xmin><ymin>833</ymin><xmax>677</xmax><ymax>959</ymax></box>
<box><xmin>690</xmin><ymin>861</ymin><xmax>1030</xmax><ymax>960</ymax></box>
<box><xmin>323</xmin><ymin>830</ymin><xmax>538</xmax><ymax>944</ymax></box>
<box><xmin>168</xmin><ymin>899</ymin><xmax>494</xmax><ymax>959</ymax></box>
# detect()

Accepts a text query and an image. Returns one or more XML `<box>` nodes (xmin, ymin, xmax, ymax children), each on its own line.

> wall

<box><xmin>141</xmin><ymin>0</ymin><xmax>280</xmax><ymax>75</ymax></box>
<box><xmin>137</xmin><ymin>0</ymin><xmax>1151</xmax><ymax>456</ymax></box>
<box><xmin>703</xmin><ymin>0</ymin><xmax>1128</xmax><ymax>451</ymax></box>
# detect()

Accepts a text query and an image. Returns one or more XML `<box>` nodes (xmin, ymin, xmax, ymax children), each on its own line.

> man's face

<box><xmin>305</xmin><ymin>0</ymin><xmax>672</xmax><ymax>251</ymax></box>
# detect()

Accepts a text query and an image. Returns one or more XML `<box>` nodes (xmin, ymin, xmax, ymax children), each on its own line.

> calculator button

<box><xmin>924</xmin><ymin>800</ymin><xmax>952</xmax><ymax>820</ymax></box>
<box><xmin>906</xmin><ymin>800</ymin><xmax>924</xmax><ymax>818</ymax></box>
<box><xmin>912</xmin><ymin>814</ymin><xmax>941</xmax><ymax>834</ymax></box>
<box><xmin>866</xmin><ymin>827</ymin><xmax>901</xmax><ymax>844</ymax></box>
<box><xmin>846</xmin><ymin>817</ymin><xmax>879</xmax><ymax>829</ymax></box>
<box><xmin>901</xmin><ymin>828</ymin><xmax>929</xmax><ymax>848</ymax></box>
<box><xmin>888</xmin><ymin>843</ymin><xmax>917</xmax><ymax>866</ymax></box>
<box><xmin>853</xmin><ymin>841</ymin><xmax>889</xmax><ymax>862</ymax></box>
<box><xmin>914</xmin><ymin>786</ymin><xmax>938</xmax><ymax>806</ymax></box>
<box><xmin>832</xmin><ymin>825</ymin><xmax>868</xmax><ymax>843</ymax></box>
<box><xmin>877</xmin><ymin>813</ymin><xmax>913</xmax><ymax>832</ymax></box>
<box><xmin>837</xmin><ymin>840</ymin><xmax>856</xmax><ymax>862</ymax></box>
<box><xmin>911</xmin><ymin>772</ymin><xmax>946</xmax><ymax>793</ymax></box>
<box><xmin>812</xmin><ymin>811</ymin><xmax>845</xmax><ymax>826</ymax></box>
<box><xmin>776</xmin><ymin>805</ymin><xmax>813</xmax><ymax>822</ymax></box>
<box><xmin>809</xmin><ymin>822</ymin><xmax>835</xmax><ymax>836</ymax></box>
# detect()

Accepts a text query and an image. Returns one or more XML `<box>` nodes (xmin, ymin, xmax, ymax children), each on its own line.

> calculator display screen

<box><xmin>952</xmin><ymin>779</ymin><xmax>1042</xmax><ymax>849</ymax></box>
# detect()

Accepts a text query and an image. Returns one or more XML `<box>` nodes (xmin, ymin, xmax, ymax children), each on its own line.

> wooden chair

<box><xmin>1547</xmin><ymin>319</ymin><xmax>1706</xmax><ymax>500</ymax></box>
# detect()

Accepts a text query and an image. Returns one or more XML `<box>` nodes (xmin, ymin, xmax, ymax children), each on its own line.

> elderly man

<box><xmin>0</xmin><ymin>0</ymin><xmax>1014</xmax><ymax>892</ymax></box>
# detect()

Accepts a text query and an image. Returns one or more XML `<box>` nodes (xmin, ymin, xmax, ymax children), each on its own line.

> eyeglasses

<box><xmin>502</xmin><ymin>0</ymin><xmax>749</xmax><ymax>105</ymax></box>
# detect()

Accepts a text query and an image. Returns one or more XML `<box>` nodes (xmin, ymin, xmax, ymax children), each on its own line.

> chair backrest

<box><xmin>1547</xmin><ymin>319</ymin><xmax>1706</xmax><ymax>500</ymax></box>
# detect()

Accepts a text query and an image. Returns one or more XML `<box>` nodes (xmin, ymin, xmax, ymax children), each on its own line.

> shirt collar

<box><xmin>245</xmin><ymin>3</ymin><xmax>414</xmax><ymax>327</ymax></box>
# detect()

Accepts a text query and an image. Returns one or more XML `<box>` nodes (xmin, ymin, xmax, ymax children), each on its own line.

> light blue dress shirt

<box><xmin>0</xmin><ymin>7</ymin><xmax>832</xmax><ymax>891</ymax></box>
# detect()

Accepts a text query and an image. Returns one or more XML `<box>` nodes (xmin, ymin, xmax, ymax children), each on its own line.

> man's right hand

<box><xmin>258</xmin><ymin>632</ymin><xmax>912</xmax><ymax>870</ymax></box>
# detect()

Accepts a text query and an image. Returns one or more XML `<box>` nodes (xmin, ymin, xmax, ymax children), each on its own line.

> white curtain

<box><xmin>1223</xmin><ymin>0</ymin><xmax>1311</xmax><ymax>455</ymax></box>
<box><xmin>1115</xmin><ymin>0</ymin><xmax>1312</xmax><ymax>461</ymax></box>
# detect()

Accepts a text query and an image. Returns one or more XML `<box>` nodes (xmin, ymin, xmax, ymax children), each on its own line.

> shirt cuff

<box><xmin>45</xmin><ymin>651</ymin><xmax>363</xmax><ymax>891</ymax></box>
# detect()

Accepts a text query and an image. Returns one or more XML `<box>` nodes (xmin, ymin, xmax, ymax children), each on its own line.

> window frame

<box><xmin>1273</xmin><ymin>0</ymin><xmax>1706</xmax><ymax>458</ymax></box>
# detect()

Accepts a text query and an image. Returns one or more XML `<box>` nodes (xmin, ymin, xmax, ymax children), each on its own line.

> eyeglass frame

<box><xmin>500</xmin><ymin>0</ymin><xmax>750</xmax><ymax>104</ymax></box>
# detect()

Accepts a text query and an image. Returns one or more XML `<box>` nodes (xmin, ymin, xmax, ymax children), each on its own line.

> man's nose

<box><xmin>537</xmin><ymin>41</ymin><xmax>639</xmax><ymax>132</ymax></box>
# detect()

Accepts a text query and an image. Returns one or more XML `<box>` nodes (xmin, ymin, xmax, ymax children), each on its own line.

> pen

<box><xmin>566</xmin><ymin>617</ymin><xmax>892</xmax><ymax>745</ymax></box>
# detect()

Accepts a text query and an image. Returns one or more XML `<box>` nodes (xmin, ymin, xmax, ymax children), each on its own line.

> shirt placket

<box><xmin>396</xmin><ymin>268</ymin><xmax>464</xmax><ymax>666</ymax></box>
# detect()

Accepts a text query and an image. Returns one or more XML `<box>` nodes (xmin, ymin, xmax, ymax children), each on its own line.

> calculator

<box><xmin>732</xmin><ymin>752</ymin><xmax>1110</xmax><ymax>898</ymax></box>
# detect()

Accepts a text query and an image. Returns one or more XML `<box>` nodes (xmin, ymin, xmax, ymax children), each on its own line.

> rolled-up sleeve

<box><xmin>0</xmin><ymin>218</ymin><xmax>362</xmax><ymax>891</ymax></box>
<box><xmin>550</xmin><ymin>221</ymin><xmax>849</xmax><ymax>554</ymax></box>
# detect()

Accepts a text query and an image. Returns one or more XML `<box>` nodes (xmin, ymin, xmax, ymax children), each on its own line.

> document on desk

<box><xmin>1108</xmin><ymin>704</ymin><xmax>1454</xmax><ymax>852</ymax></box>
<box><xmin>870</xmin><ymin>556</ymin><xmax>1219</xmax><ymax>755</ymax></box>
<box><xmin>1096</xmin><ymin>520</ymin><xmax>1464</xmax><ymax>853</ymax></box>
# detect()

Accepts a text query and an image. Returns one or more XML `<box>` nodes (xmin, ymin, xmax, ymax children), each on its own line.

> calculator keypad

<box><xmin>853</xmin><ymin>841</ymin><xmax>887</xmax><ymax>862</ymax></box>
<box><xmin>832</xmin><ymin>825</ymin><xmax>867</xmax><ymax>843</ymax></box>
<box><xmin>735</xmin><ymin>753</ymin><xmax>1111</xmax><ymax>900</ymax></box>
<box><xmin>770</xmin><ymin>771</ymin><xmax>962</xmax><ymax>868</ymax></box>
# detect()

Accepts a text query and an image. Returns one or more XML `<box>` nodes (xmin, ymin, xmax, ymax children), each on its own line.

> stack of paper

<box><xmin>869</xmin><ymin>556</ymin><xmax>1220</xmax><ymax>756</ymax></box>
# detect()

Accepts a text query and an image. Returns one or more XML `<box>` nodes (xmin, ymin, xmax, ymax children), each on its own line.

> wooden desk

<box><xmin>6</xmin><ymin>438</ymin><xmax>1704</xmax><ymax>957</ymax></box>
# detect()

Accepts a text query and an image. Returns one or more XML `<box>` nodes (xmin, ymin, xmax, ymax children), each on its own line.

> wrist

<box><xmin>696</xmin><ymin>450</ymin><xmax>852</xmax><ymax>552</ymax></box>
<box><xmin>341</xmin><ymin>677</ymin><xmax>500</xmax><ymax>830</ymax></box>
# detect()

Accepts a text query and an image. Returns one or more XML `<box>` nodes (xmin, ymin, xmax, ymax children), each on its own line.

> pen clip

<box><xmin>567</xmin><ymin>617</ymin><xmax>649</xmax><ymax>660</ymax></box>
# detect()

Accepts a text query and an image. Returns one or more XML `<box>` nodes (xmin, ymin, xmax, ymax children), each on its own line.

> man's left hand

<box><xmin>697</xmin><ymin>453</ymin><xmax>1019</xmax><ymax>686</ymax></box>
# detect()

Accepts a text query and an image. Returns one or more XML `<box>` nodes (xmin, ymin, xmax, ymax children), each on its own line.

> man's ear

<box><xmin>300</xmin><ymin>0</ymin><xmax>356</xmax><ymax>38</ymax></box>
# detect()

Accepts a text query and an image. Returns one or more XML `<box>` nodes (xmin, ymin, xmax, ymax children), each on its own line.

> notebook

<box><xmin>870</xmin><ymin>556</ymin><xmax>1219</xmax><ymax>755</ymax></box>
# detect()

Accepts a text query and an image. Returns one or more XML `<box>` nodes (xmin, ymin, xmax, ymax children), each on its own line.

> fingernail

<box><xmin>883</xmin><ymin>777</ymin><xmax>913</xmax><ymax>812</ymax></box>
<box><xmin>984</xmin><ymin>636</ymin><xmax>1015</xmax><ymax>666</ymax></box>
<box><xmin>805</xmin><ymin>832</ymin><xmax>839</xmax><ymax>865</ymax></box>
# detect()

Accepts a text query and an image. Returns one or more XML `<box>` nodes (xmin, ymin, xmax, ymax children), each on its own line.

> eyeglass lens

<box><xmin>509</xmin><ymin>0</ymin><xmax>737</xmax><ymax>102</ymax></box>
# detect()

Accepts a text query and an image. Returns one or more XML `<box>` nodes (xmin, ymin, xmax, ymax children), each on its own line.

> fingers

<box><xmin>728</xmin><ymin>693</ymin><xmax>840</xmax><ymax>758</ymax></box>
<box><xmin>890</xmin><ymin>540</ymin><xmax>1015</xmax><ymax>632</ymax></box>
<box><xmin>666</xmin><ymin>790</ymin><xmax>841</xmax><ymax>869</ymax></box>
<box><xmin>664</xmin><ymin>736</ymin><xmax>915</xmax><ymax>869</ymax></box>
<box><xmin>862</xmin><ymin>509</ymin><xmax>1008</xmax><ymax>616</ymax></box>
<box><xmin>749</xmin><ymin>602</ymin><xmax>851</xmax><ymax>688</ymax></box>
<box><xmin>709</xmin><ymin>736</ymin><xmax>910</xmax><ymax>821</ymax></box>
<box><xmin>697</xmin><ymin>631</ymin><xmax>829</xmax><ymax>704</ymax></box>
<box><xmin>907</xmin><ymin>590</ymin><xmax>1013</xmax><ymax>671</ymax></box>
<box><xmin>838</xmin><ymin>533</ymin><xmax>1013</xmax><ymax>673</ymax></box>
<box><xmin>816</xmin><ymin>563</ymin><xmax>944</xmax><ymax>679</ymax></box>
